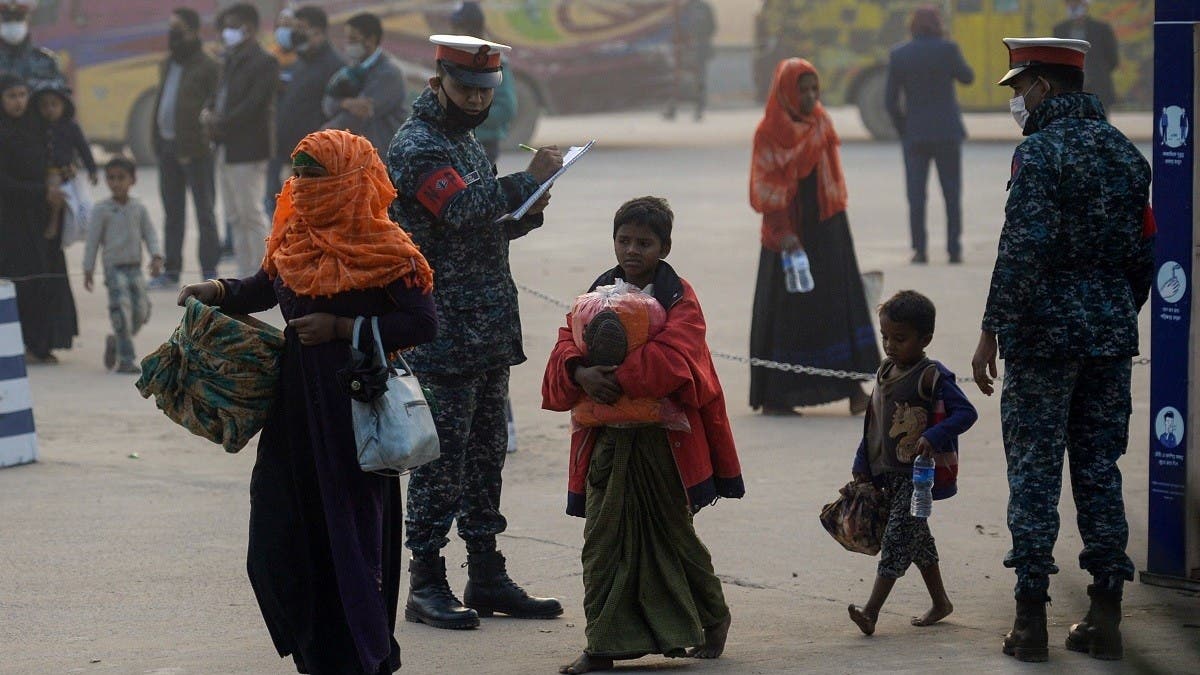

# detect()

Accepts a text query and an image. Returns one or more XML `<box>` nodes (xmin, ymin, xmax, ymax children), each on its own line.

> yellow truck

<box><xmin>754</xmin><ymin>0</ymin><xmax>1152</xmax><ymax>139</ymax></box>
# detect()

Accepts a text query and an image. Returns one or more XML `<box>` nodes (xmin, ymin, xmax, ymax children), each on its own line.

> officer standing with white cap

<box><xmin>0</xmin><ymin>1</ymin><xmax>64</xmax><ymax>89</ymax></box>
<box><xmin>386</xmin><ymin>34</ymin><xmax>563</xmax><ymax>631</ymax></box>
<box><xmin>971</xmin><ymin>37</ymin><xmax>1153</xmax><ymax>663</ymax></box>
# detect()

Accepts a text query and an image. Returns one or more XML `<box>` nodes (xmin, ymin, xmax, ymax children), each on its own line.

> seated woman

<box><xmin>178</xmin><ymin>129</ymin><xmax>436</xmax><ymax>675</ymax></box>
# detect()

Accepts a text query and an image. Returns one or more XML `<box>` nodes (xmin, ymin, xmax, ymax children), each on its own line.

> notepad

<box><xmin>497</xmin><ymin>140</ymin><xmax>595</xmax><ymax>223</ymax></box>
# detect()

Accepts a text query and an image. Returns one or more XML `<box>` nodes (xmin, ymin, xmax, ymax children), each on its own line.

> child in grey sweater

<box><xmin>83</xmin><ymin>157</ymin><xmax>163</xmax><ymax>373</ymax></box>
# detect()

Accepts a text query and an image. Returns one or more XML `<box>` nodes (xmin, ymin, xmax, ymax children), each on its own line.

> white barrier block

<box><xmin>0</xmin><ymin>280</ymin><xmax>37</xmax><ymax>468</ymax></box>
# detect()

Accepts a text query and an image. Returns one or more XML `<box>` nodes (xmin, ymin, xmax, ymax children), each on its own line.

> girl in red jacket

<box><xmin>542</xmin><ymin>196</ymin><xmax>745</xmax><ymax>674</ymax></box>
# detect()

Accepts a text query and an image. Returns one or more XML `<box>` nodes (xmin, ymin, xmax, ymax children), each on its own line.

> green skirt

<box><xmin>582</xmin><ymin>426</ymin><xmax>729</xmax><ymax>657</ymax></box>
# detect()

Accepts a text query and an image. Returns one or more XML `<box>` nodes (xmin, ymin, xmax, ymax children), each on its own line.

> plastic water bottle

<box><xmin>910</xmin><ymin>454</ymin><xmax>935</xmax><ymax>518</ymax></box>
<box><xmin>781</xmin><ymin>249</ymin><xmax>815</xmax><ymax>294</ymax></box>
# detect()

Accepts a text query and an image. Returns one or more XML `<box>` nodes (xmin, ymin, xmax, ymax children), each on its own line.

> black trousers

<box><xmin>902</xmin><ymin>140</ymin><xmax>962</xmax><ymax>257</ymax></box>
<box><xmin>158</xmin><ymin>140</ymin><xmax>220</xmax><ymax>279</ymax></box>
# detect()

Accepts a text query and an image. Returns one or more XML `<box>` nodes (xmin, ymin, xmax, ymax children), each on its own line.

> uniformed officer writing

<box><xmin>972</xmin><ymin>37</ymin><xmax>1153</xmax><ymax>664</ymax></box>
<box><xmin>387</xmin><ymin>34</ymin><xmax>564</xmax><ymax>631</ymax></box>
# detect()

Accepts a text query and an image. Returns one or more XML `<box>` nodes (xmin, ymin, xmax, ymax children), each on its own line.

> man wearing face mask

<box><xmin>387</xmin><ymin>34</ymin><xmax>564</xmax><ymax>631</ymax></box>
<box><xmin>150</xmin><ymin>7</ymin><xmax>220</xmax><ymax>289</ymax></box>
<box><xmin>321</xmin><ymin>12</ymin><xmax>406</xmax><ymax>159</ymax></box>
<box><xmin>200</xmin><ymin>3</ymin><xmax>278</xmax><ymax>278</ymax></box>
<box><xmin>971</xmin><ymin>38</ymin><xmax>1153</xmax><ymax>664</ymax></box>
<box><xmin>0</xmin><ymin>0</ymin><xmax>64</xmax><ymax>90</ymax></box>
<box><xmin>1053</xmin><ymin>0</ymin><xmax>1119</xmax><ymax>114</ymax></box>
<box><xmin>269</xmin><ymin>5</ymin><xmax>343</xmax><ymax>217</ymax></box>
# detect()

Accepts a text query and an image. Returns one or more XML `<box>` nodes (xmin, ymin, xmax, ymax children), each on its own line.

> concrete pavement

<box><xmin>0</xmin><ymin>116</ymin><xmax>1195</xmax><ymax>674</ymax></box>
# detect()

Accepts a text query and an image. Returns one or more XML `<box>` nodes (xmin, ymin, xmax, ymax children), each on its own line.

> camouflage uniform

<box><xmin>982</xmin><ymin>93</ymin><xmax>1152</xmax><ymax>600</ymax></box>
<box><xmin>388</xmin><ymin>88</ymin><xmax>543</xmax><ymax>556</ymax></box>
<box><xmin>0</xmin><ymin>41</ymin><xmax>64</xmax><ymax>90</ymax></box>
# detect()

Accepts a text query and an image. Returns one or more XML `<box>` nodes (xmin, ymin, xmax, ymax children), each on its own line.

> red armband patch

<box><xmin>1142</xmin><ymin>203</ymin><xmax>1157</xmax><ymax>239</ymax></box>
<box><xmin>417</xmin><ymin>166</ymin><xmax>468</xmax><ymax>217</ymax></box>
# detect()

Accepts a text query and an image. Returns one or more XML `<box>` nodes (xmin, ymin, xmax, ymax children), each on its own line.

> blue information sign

<box><xmin>1147</xmin><ymin>8</ymin><xmax>1195</xmax><ymax>580</ymax></box>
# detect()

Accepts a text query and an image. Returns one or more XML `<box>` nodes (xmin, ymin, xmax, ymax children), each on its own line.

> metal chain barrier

<box><xmin>516</xmin><ymin>282</ymin><xmax>1151</xmax><ymax>384</ymax></box>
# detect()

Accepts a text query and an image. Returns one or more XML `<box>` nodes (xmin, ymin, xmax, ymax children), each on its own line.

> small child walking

<box><xmin>543</xmin><ymin>197</ymin><xmax>745</xmax><ymax>674</ymax></box>
<box><xmin>847</xmin><ymin>290</ymin><xmax>977</xmax><ymax>635</ymax></box>
<box><xmin>31</xmin><ymin>81</ymin><xmax>97</xmax><ymax>240</ymax></box>
<box><xmin>83</xmin><ymin>157</ymin><xmax>163</xmax><ymax>374</ymax></box>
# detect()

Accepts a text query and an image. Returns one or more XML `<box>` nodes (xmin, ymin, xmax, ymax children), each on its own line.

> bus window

<box><xmin>29</xmin><ymin>0</ymin><xmax>60</xmax><ymax>27</ymax></box>
<box><xmin>994</xmin><ymin>0</ymin><xmax>1020</xmax><ymax>13</ymax></box>
<box><xmin>956</xmin><ymin>0</ymin><xmax>984</xmax><ymax>12</ymax></box>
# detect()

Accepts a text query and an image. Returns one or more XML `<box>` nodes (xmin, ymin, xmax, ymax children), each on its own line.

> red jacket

<box><xmin>541</xmin><ymin>263</ymin><xmax>745</xmax><ymax>517</ymax></box>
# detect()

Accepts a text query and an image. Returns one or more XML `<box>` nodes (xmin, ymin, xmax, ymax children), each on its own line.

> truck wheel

<box><xmin>127</xmin><ymin>90</ymin><xmax>158</xmax><ymax>166</ymax></box>
<box><xmin>856</xmin><ymin>70</ymin><xmax>897</xmax><ymax>141</ymax></box>
<box><xmin>508</xmin><ymin>75</ymin><xmax>541</xmax><ymax>148</ymax></box>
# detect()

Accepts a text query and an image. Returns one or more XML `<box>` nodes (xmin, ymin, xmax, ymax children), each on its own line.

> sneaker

<box><xmin>103</xmin><ymin>334</ymin><xmax>117</xmax><ymax>370</ymax></box>
<box><xmin>147</xmin><ymin>274</ymin><xmax>179</xmax><ymax>290</ymax></box>
<box><xmin>115</xmin><ymin>361</ymin><xmax>141</xmax><ymax>374</ymax></box>
<box><xmin>911</xmin><ymin>251</ymin><xmax>928</xmax><ymax>265</ymax></box>
<box><xmin>583</xmin><ymin>309</ymin><xmax>628</xmax><ymax>367</ymax></box>
<box><xmin>949</xmin><ymin>252</ymin><xmax>963</xmax><ymax>265</ymax></box>
<box><xmin>201</xmin><ymin>269</ymin><xmax>218</xmax><ymax>281</ymax></box>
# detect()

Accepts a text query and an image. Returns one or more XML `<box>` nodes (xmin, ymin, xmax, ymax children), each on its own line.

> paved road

<box><xmin>1</xmin><ymin>114</ymin><xmax>1195</xmax><ymax>674</ymax></box>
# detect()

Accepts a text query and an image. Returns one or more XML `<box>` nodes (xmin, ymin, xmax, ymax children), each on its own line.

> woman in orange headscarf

<box><xmin>748</xmin><ymin>59</ymin><xmax>880</xmax><ymax>416</ymax></box>
<box><xmin>178</xmin><ymin>129</ymin><xmax>436</xmax><ymax>675</ymax></box>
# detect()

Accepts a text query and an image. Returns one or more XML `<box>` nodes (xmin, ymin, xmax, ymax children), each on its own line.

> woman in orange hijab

<box><xmin>748</xmin><ymin>58</ymin><xmax>880</xmax><ymax>416</ymax></box>
<box><xmin>178</xmin><ymin>129</ymin><xmax>436</xmax><ymax>675</ymax></box>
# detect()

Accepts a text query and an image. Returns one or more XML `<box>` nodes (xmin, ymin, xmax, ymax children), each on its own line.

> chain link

<box><xmin>517</xmin><ymin>282</ymin><xmax>1150</xmax><ymax>383</ymax></box>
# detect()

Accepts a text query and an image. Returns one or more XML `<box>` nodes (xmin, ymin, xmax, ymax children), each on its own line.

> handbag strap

<box><xmin>369</xmin><ymin>316</ymin><xmax>399</xmax><ymax>374</ymax></box>
<box><xmin>351</xmin><ymin>316</ymin><xmax>366</xmax><ymax>353</ymax></box>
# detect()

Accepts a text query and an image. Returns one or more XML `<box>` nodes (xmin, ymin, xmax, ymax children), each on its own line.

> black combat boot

<box><xmin>1065</xmin><ymin>584</ymin><xmax>1123</xmax><ymax>660</ymax></box>
<box><xmin>405</xmin><ymin>554</ymin><xmax>480</xmax><ymax>629</ymax></box>
<box><xmin>1002</xmin><ymin>594</ymin><xmax>1049</xmax><ymax>662</ymax></box>
<box><xmin>463</xmin><ymin>550</ymin><xmax>564</xmax><ymax>619</ymax></box>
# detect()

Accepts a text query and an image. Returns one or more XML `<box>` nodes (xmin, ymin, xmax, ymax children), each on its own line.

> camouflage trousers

<box><xmin>105</xmin><ymin>264</ymin><xmax>150</xmax><ymax>365</ymax></box>
<box><xmin>405</xmin><ymin>366</ymin><xmax>509</xmax><ymax>556</ymax></box>
<box><xmin>1001</xmin><ymin>357</ymin><xmax>1135</xmax><ymax>599</ymax></box>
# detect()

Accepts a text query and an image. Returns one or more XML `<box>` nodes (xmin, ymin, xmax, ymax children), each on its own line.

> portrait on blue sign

<box><xmin>1156</xmin><ymin>407</ymin><xmax>1183</xmax><ymax>449</ymax></box>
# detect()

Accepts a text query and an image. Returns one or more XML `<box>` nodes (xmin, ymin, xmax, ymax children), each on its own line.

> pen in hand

<box><xmin>518</xmin><ymin>143</ymin><xmax>537</xmax><ymax>153</ymax></box>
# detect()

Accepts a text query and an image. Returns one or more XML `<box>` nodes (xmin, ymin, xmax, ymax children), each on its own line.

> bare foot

<box><xmin>688</xmin><ymin>614</ymin><xmax>731</xmax><ymax>659</ymax></box>
<box><xmin>911</xmin><ymin>601</ymin><xmax>953</xmax><ymax>627</ymax></box>
<box><xmin>848</xmin><ymin>604</ymin><xmax>877</xmax><ymax>636</ymax></box>
<box><xmin>558</xmin><ymin>652</ymin><xmax>613</xmax><ymax>674</ymax></box>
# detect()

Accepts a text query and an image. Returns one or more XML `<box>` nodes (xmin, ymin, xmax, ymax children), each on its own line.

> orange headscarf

<box><xmin>749</xmin><ymin>58</ymin><xmax>848</xmax><ymax>250</ymax></box>
<box><xmin>263</xmin><ymin>129</ymin><xmax>434</xmax><ymax>297</ymax></box>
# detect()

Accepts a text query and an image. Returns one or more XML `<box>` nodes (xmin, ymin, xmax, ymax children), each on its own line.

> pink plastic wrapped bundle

<box><xmin>568</xmin><ymin>281</ymin><xmax>689</xmax><ymax>432</ymax></box>
<box><xmin>569</xmin><ymin>280</ymin><xmax>666</xmax><ymax>358</ymax></box>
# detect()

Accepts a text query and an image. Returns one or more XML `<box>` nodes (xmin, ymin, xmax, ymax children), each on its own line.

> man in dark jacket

<box><xmin>322</xmin><ymin>12</ymin><xmax>407</xmax><ymax>158</ymax></box>
<box><xmin>150</xmin><ymin>8</ymin><xmax>220</xmax><ymax>288</ymax></box>
<box><xmin>202</xmin><ymin>3</ymin><xmax>278</xmax><ymax>276</ymax></box>
<box><xmin>973</xmin><ymin>38</ymin><xmax>1152</xmax><ymax>664</ymax></box>
<box><xmin>885</xmin><ymin>6</ymin><xmax>974</xmax><ymax>265</ymax></box>
<box><xmin>388</xmin><ymin>34</ymin><xmax>563</xmax><ymax>631</ymax></box>
<box><xmin>0</xmin><ymin>0</ymin><xmax>63</xmax><ymax>89</ymax></box>
<box><xmin>1054</xmin><ymin>0</ymin><xmax>1119</xmax><ymax>113</ymax></box>
<box><xmin>266</xmin><ymin>5</ymin><xmax>343</xmax><ymax>216</ymax></box>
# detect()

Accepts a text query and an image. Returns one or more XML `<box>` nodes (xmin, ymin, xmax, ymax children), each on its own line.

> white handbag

<box><xmin>350</xmin><ymin>316</ymin><xmax>440</xmax><ymax>475</ymax></box>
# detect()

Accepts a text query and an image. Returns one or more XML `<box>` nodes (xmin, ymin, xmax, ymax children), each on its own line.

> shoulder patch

<box><xmin>416</xmin><ymin>166</ymin><xmax>467</xmax><ymax>218</ymax></box>
<box><xmin>1007</xmin><ymin>151</ymin><xmax>1024</xmax><ymax>192</ymax></box>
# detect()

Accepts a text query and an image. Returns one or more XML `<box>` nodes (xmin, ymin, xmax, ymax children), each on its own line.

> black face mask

<box><xmin>439</xmin><ymin>85</ymin><xmax>491</xmax><ymax>132</ymax></box>
<box><xmin>168</xmin><ymin>30</ymin><xmax>200</xmax><ymax>59</ymax></box>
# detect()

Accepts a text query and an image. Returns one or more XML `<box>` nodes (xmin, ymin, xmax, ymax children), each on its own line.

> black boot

<box><xmin>1065</xmin><ymin>584</ymin><xmax>1123</xmax><ymax>660</ymax></box>
<box><xmin>1002</xmin><ymin>595</ymin><xmax>1049</xmax><ymax>662</ymax></box>
<box><xmin>463</xmin><ymin>550</ymin><xmax>563</xmax><ymax>619</ymax></box>
<box><xmin>405</xmin><ymin>555</ymin><xmax>480</xmax><ymax>629</ymax></box>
